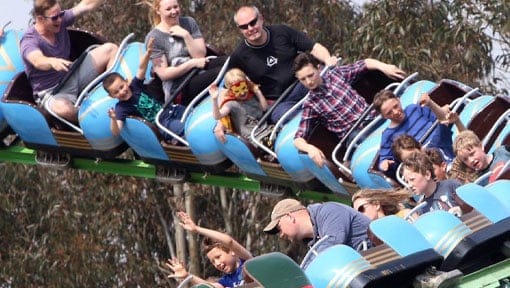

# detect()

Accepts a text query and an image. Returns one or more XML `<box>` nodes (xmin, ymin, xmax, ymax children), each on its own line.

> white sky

<box><xmin>0</xmin><ymin>0</ymin><xmax>32</xmax><ymax>31</ymax></box>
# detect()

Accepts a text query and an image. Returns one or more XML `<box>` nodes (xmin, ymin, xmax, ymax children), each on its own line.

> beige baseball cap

<box><xmin>263</xmin><ymin>198</ymin><xmax>305</xmax><ymax>234</ymax></box>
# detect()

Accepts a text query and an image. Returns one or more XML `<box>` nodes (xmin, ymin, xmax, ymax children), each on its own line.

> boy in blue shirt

<box><xmin>373</xmin><ymin>90</ymin><xmax>462</xmax><ymax>177</ymax></box>
<box><xmin>166</xmin><ymin>212</ymin><xmax>252</xmax><ymax>287</ymax></box>
<box><xmin>103</xmin><ymin>38</ymin><xmax>185</xmax><ymax>142</ymax></box>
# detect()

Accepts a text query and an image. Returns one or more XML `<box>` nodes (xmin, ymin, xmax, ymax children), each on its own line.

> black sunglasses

<box><xmin>237</xmin><ymin>16</ymin><xmax>258</xmax><ymax>30</ymax></box>
<box><xmin>44</xmin><ymin>11</ymin><xmax>65</xmax><ymax>21</ymax></box>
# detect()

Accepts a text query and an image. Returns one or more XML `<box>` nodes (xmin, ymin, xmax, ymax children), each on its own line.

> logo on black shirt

<box><xmin>266</xmin><ymin>56</ymin><xmax>278</xmax><ymax>67</ymax></box>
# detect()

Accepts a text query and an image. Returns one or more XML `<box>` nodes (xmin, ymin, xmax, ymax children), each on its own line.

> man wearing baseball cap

<box><xmin>264</xmin><ymin>198</ymin><xmax>371</xmax><ymax>269</ymax></box>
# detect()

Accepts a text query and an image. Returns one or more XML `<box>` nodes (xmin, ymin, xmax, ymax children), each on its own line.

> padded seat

<box><xmin>443</xmin><ymin>183</ymin><xmax>510</xmax><ymax>272</ymax></box>
<box><xmin>243</xmin><ymin>252</ymin><xmax>312</xmax><ymax>288</ymax></box>
<box><xmin>414</xmin><ymin>210</ymin><xmax>472</xmax><ymax>258</ymax></box>
<box><xmin>305</xmin><ymin>216</ymin><xmax>443</xmax><ymax>288</ymax></box>
<box><xmin>456</xmin><ymin>183</ymin><xmax>510</xmax><ymax>223</ymax></box>
<box><xmin>485</xmin><ymin>180</ymin><xmax>510</xmax><ymax>212</ymax></box>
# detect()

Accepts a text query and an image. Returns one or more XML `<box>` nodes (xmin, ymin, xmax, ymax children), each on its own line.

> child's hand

<box><xmin>146</xmin><ymin>37</ymin><xmax>155</xmax><ymax>54</ymax></box>
<box><xmin>380</xmin><ymin>159</ymin><xmax>395</xmax><ymax>171</ymax></box>
<box><xmin>442</xmin><ymin>111</ymin><xmax>459</xmax><ymax>125</ymax></box>
<box><xmin>166</xmin><ymin>258</ymin><xmax>189</xmax><ymax>280</ymax></box>
<box><xmin>419</xmin><ymin>93</ymin><xmax>431</xmax><ymax>107</ymax></box>
<box><xmin>107</xmin><ymin>108</ymin><xmax>116</xmax><ymax>119</ymax></box>
<box><xmin>209</xmin><ymin>84</ymin><xmax>219</xmax><ymax>99</ymax></box>
<box><xmin>177</xmin><ymin>211</ymin><xmax>198</xmax><ymax>232</ymax></box>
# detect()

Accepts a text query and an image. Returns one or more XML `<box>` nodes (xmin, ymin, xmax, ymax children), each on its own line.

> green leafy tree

<box><xmin>347</xmin><ymin>0</ymin><xmax>494</xmax><ymax>90</ymax></box>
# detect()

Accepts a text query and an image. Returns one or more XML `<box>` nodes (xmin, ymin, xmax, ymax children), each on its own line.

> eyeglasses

<box><xmin>237</xmin><ymin>16</ymin><xmax>258</xmax><ymax>30</ymax></box>
<box><xmin>43</xmin><ymin>11</ymin><xmax>65</xmax><ymax>22</ymax></box>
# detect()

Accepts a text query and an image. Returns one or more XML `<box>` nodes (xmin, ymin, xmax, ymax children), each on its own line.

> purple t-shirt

<box><xmin>21</xmin><ymin>10</ymin><xmax>75</xmax><ymax>94</ymax></box>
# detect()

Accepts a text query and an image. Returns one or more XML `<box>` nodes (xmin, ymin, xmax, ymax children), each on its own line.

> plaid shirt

<box><xmin>295</xmin><ymin>60</ymin><xmax>376</xmax><ymax>140</ymax></box>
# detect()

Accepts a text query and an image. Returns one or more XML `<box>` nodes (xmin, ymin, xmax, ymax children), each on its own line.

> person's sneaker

<box><xmin>413</xmin><ymin>266</ymin><xmax>463</xmax><ymax>288</ymax></box>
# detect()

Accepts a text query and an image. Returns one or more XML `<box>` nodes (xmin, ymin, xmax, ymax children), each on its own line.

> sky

<box><xmin>0</xmin><ymin>0</ymin><xmax>32</xmax><ymax>31</ymax></box>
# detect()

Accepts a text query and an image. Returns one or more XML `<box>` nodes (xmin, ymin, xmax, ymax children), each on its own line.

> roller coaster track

<box><xmin>0</xmin><ymin>142</ymin><xmax>348</xmax><ymax>203</ymax></box>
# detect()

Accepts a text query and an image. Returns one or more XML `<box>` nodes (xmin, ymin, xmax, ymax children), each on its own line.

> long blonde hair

<box><xmin>352</xmin><ymin>188</ymin><xmax>411</xmax><ymax>216</ymax></box>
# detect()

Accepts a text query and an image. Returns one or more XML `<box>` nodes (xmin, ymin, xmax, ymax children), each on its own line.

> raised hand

<box><xmin>209</xmin><ymin>83</ymin><xmax>219</xmax><ymax>98</ymax></box>
<box><xmin>419</xmin><ymin>93</ymin><xmax>431</xmax><ymax>107</ymax></box>
<box><xmin>166</xmin><ymin>258</ymin><xmax>189</xmax><ymax>280</ymax></box>
<box><xmin>107</xmin><ymin>108</ymin><xmax>116</xmax><ymax>119</ymax></box>
<box><xmin>176</xmin><ymin>211</ymin><xmax>198</xmax><ymax>232</ymax></box>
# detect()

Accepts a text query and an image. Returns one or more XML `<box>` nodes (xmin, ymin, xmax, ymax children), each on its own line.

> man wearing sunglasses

<box><xmin>229</xmin><ymin>5</ymin><xmax>337</xmax><ymax>124</ymax></box>
<box><xmin>263</xmin><ymin>198</ymin><xmax>371</xmax><ymax>269</ymax></box>
<box><xmin>21</xmin><ymin>0</ymin><xmax>118</xmax><ymax>122</ymax></box>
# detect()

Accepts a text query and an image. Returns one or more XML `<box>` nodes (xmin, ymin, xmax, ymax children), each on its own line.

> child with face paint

<box><xmin>166</xmin><ymin>211</ymin><xmax>252</xmax><ymax>287</ymax></box>
<box><xmin>209</xmin><ymin>68</ymin><xmax>268</xmax><ymax>141</ymax></box>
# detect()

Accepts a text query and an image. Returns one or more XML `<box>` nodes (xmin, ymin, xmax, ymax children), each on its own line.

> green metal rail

<box><xmin>458</xmin><ymin>258</ymin><xmax>510</xmax><ymax>287</ymax></box>
<box><xmin>0</xmin><ymin>144</ymin><xmax>348</xmax><ymax>203</ymax></box>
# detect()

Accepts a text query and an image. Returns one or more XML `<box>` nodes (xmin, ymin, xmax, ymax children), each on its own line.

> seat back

<box><xmin>305</xmin><ymin>245</ymin><xmax>372</xmax><ymax>288</ymax></box>
<box><xmin>414</xmin><ymin>210</ymin><xmax>472</xmax><ymax>258</ymax></box>
<box><xmin>351</xmin><ymin>69</ymin><xmax>397</xmax><ymax>104</ymax></box>
<box><xmin>456</xmin><ymin>183</ymin><xmax>510</xmax><ymax>223</ymax></box>
<box><xmin>67</xmin><ymin>28</ymin><xmax>105</xmax><ymax>60</ymax></box>
<box><xmin>0</xmin><ymin>29</ymin><xmax>25</xmax><ymax>98</ymax></box>
<box><xmin>370</xmin><ymin>215</ymin><xmax>433</xmax><ymax>256</ymax></box>
<box><xmin>467</xmin><ymin>96</ymin><xmax>510</xmax><ymax>151</ymax></box>
<box><xmin>2</xmin><ymin>72</ymin><xmax>34</xmax><ymax>103</ymax></box>
<box><xmin>243</xmin><ymin>252</ymin><xmax>312</xmax><ymax>288</ymax></box>
<box><xmin>485</xmin><ymin>180</ymin><xmax>510</xmax><ymax>212</ymax></box>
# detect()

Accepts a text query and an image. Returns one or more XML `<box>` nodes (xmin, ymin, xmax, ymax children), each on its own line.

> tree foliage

<box><xmin>2</xmin><ymin>0</ymin><xmax>509</xmax><ymax>286</ymax></box>
<box><xmin>0</xmin><ymin>163</ymin><xmax>295</xmax><ymax>287</ymax></box>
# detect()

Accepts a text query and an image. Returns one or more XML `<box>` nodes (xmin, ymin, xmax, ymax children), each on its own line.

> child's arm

<box><xmin>209</xmin><ymin>84</ymin><xmax>230</xmax><ymax>120</ymax></box>
<box><xmin>213</xmin><ymin>121</ymin><xmax>227</xmax><ymax>143</ymax></box>
<box><xmin>177</xmin><ymin>211</ymin><xmax>252</xmax><ymax>261</ymax></box>
<box><xmin>253</xmin><ymin>85</ymin><xmax>268</xmax><ymax>111</ymax></box>
<box><xmin>166</xmin><ymin>258</ymin><xmax>223</xmax><ymax>288</ymax></box>
<box><xmin>444</xmin><ymin>110</ymin><xmax>466</xmax><ymax>132</ymax></box>
<box><xmin>419</xmin><ymin>93</ymin><xmax>448</xmax><ymax>121</ymax></box>
<box><xmin>108</xmin><ymin>108</ymin><xmax>123</xmax><ymax>136</ymax></box>
<box><xmin>136</xmin><ymin>37</ymin><xmax>154</xmax><ymax>80</ymax></box>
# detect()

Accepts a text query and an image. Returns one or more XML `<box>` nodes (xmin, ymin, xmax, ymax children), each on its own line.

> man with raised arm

<box><xmin>21</xmin><ymin>0</ymin><xmax>118</xmax><ymax>122</ymax></box>
<box><xmin>292</xmin><ymin>52</ymin><xmax>406</xmax><ymax>167</ymax></box>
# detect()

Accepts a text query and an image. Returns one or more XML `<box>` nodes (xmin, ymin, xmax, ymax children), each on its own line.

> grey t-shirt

<box><xmin>145</xmin><ymin>16</ymin><xmax>203</xmax><ymax>99</ymax></box>
<box><xmin>224</xmin><ymin>98</ymin><xmax>263</xmax><ymax>138</ymax></box>
<box><xmin>420</xmin><ymin>179</ymin><xmax>461</xmax><ymax>214</ymax></box>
